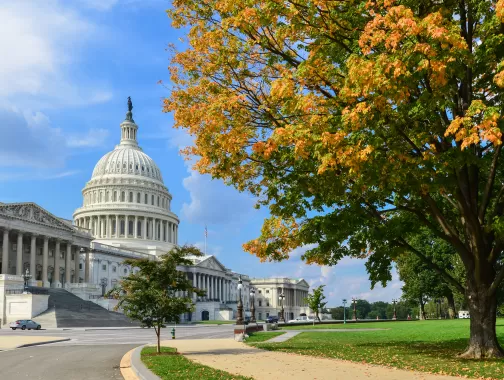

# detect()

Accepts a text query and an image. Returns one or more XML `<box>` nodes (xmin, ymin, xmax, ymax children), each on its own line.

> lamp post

<box><xmin>250</xmin><ymin>287</ymin><xmax>256</xmax><ymax>323</ymax></box>
<box><xmin>22</xmin><ymin>268</ymin><xmax>32</xmax><ymax>293</ymax></box>
<box><xmin>279</xmin><ymin>292</ymin><xmax>285</xmax><ymax>322</ymax></box>
<box><xmin>392</xmin><ymin>299</ymin><xmax>397</xmax><ymax>320</ymax></box>
<box><xmin>342</xmin><ymin>299</ymin><xmax>347</xmax><ymax>324</ymax></box>
<box><xmin>352</xmin><ymin>297</ymin><xmax>357</xmax><ymax>321</ymax></box>
<box><xmin>236</xmin><ymin>275</ymin><xmax>244</xmax><ymax>325</ymax></box>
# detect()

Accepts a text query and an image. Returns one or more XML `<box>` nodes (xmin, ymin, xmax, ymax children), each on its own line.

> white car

<box><xmin>9</xmin><ymin>319</ymin><xmax>42</xmax><ymax>330</ymax></box>
<box><xmin>458</xmin><ymin>311</ymin><xmax>470</xmax><ymax>319</ymax></box>
<box><xmin>288</xmin><ymin>316</ymin><xmax>313</xmax><ymax>323</ymax></box>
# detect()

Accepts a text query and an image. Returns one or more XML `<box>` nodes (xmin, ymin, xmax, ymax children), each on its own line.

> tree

<box><xmin>167</xmin><ymin>0</ymin><xmax>504</xmax><ymax>358</ymax></box>
<box><xmin>355</xmin><ymin>299</ymin><xmax>372</xmax><ymax>320</ymax></box>
<box><xmin>330</xmin><ymin>306</ymin><xmax>345</xmax><ymax>320</ymax></box>
<box><xmin>109</xmin><ymin>245</ymin><xmax>205</xmax><ymax>353</ymax></box>
<box><xmin>305</xmin><ymin>285</ymin><xmax>328</xmax><ymax>322</ymax></box>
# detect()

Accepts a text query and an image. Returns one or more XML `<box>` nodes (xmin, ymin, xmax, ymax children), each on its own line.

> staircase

<box><xmin>32</xmin><ymin>288</ymin><xmax>138</xmax><ymax>328</ymax></box>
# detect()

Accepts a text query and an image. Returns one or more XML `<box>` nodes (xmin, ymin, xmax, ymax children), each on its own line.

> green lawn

<box><xmin>141</xmin><ymin>346</ymin><xmax>252</xmax><ymax>380</ymax></box>
<box><xmin>245</xmin><ymin>331</ymin><xmax>286</xmax><ymax>343</ymax></box>
<box><xmin>256</xmin><ymin>320</ymin><xmax>504</xmax><ymax>379</ymax></box>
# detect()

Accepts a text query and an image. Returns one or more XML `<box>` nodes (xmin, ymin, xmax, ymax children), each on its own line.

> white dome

<box><xmin>91</xmin><ymin>147</ymin><xmax>163</xmax><ymax>183</ymax></box>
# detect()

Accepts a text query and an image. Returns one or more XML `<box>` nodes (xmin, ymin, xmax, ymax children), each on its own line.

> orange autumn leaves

<box><xmin>166</xmin><ymin>0</ymin><xmax>504</xmax><ymax>260</ymax></box>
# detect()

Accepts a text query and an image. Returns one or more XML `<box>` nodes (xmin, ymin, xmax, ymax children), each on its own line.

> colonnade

<box><xmin>1</xmin><ymin>228</ymin><xmax>91</xmax><ymax>288</ymax></box>
<box><xmin>191</xmin><ymin>273</ymin><xmax>232</xmax><ymax>303</ymax></box>
<box><xmin>75</xmin><ymin>215</ymin><xmax>177</xmax><ymax>244</ymax></box>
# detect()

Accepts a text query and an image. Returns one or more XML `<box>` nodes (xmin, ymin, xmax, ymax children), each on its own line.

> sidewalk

<box><xmin>0</xmin><ymin>336</ymin><xmax>70</xmax><ymax>350</ymax></box>
<box><xmin>160</xmin><ymin>339</ymin><xmax>460</xmax><ymax>380</ymax></box>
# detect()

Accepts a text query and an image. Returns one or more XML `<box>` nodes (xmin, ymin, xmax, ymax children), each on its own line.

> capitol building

<box><xmin>0</xmin><ymin>102</ymin><xmax>310</xmax><ymax>324</ymax></box>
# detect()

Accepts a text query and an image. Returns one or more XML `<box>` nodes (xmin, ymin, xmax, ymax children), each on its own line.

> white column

<box><xmin>52</xmin><ymin>240</ymin><xmax>61</xmax><ymax>288</ymax></box>
<box><xmin>1</xmin><ymin>229</ymin><xmax>9</xmax><ymax>274</ymax></box>
<box><xmin>29</xmin><ymin>234</ymin><xmax>37</xmax><ymax>284</ymax></box>
<box><xmin>16</xmin><ymin>231</ymin><xmax>23</xmax><ymax>276</ymax></box>
<box><xmin>106</xmin><ymin>215</ymin><xmax>111</xmax><ymax>238</ymax></box>
<box><xmin>85</xmin><ymin>250</ymin><xmax>90</xmax><ymax>283</ymax></box>
<box><xmin>42</xmin><ymin>236</ymin><xmax>49</xmax><ymax>287</ymax></box>
<box><xmin>65</xmin><ymin>243</ymin><xmax>71</xmax><ymax>286</ymax></box>
<box><xmin>74</xmin><ymin>247</ymin><xmax>80</xmax><ymax>283</ymax></box>
<box><xmin>204</xmin><ymin>275</ymin><xmax>208</xmax><ymax>300</ymax></box>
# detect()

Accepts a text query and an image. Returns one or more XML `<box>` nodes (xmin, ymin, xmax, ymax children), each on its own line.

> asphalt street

<box><xmin>0</xmin><ymin>325</ymin><xmax>235</xmax><ymax>379</ymax></box>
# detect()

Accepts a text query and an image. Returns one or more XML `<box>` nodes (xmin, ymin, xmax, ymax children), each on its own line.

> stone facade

<box><xmin>249</xmin><ymin>277</ymin><xmax>310</xmax><ymax>321</ymax></box>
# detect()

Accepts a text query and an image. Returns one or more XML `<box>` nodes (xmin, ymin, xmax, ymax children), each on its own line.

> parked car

<box><xmin>10</xmin><ymin>320</ymin><xmax>41</xmax><ymax>330</ymax></box>
<box><xmin>266</xmin><ymin>316</ymin><xmax>279</xmax><ymax>323</ymax></box>
<box><xmin>288</xmin><ymin>316</ymin><xmax>313</xmax><ymax>323</ymax></box>
<box><xmin>458</xmin><ymin>310</ymin><xmax>470</xmax><ymax>319</ymax></box>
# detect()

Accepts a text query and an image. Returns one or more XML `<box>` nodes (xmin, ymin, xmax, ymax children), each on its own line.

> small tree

<box><xmin>108</xmin><ymin>245</ymin><xmax>205</xmax><ymax>353</ymax></box>
<box><xmin>305</xmin><ymin>285</ymin><xmax>327</xmax><ymax>322</ymax></box>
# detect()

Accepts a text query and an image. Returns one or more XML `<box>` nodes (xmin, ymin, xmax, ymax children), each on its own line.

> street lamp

<box><xmin>392</xmin><ymin>299</ymin><xmax>397</xmax><ymax>320</ymax></box>
<box><xmin>352</xmin><ymin>297</ymin><xmax>357</xmax><ymax>321</ymax></box>
<box><xmin>342</xmin><ymin>299</ymin><xmax>347</xmax><ymax>324</ymax></box>
<box><xmin>22</xmin><ymin>268</ymin><xmax>32</xmax><ymax>293</ymax></box>
<box><xmin>236</xmin><ymin>275</ymin><xmax>244</xmax><ymax>325</ymax></box>
<box><xmin>250</xmin><ymin>287</ymin><xmax>256</xmax><ymax>323</ymax></box>
<box><xmin>279</xmin><ymin>292</ymin><xmax>285</xmax><ymax>322</ymax></box>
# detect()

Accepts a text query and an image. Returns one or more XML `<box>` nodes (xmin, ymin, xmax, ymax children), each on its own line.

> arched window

<box><xmin>99</xmin><ymin>192</ymin><xmax>102</xmax><ymax>203</ymax></box>
<box><xmin>137</xmin><ymin>221</ymin><xmax>142</xmax><ymax>237</ymax></box>
<box><xmin>137</xmin><ymin>193</ymin><xmax>141</xmax><ymax>203</ymax></box>
<box><xmin>93</xmin><ymin>192</ymin><xmax>96</xmax><ymax>203</ymax></box>
<box><xmin>120</xmin><ymin>220</ymin><xmax>125</xmax><ymax>235</ymax></box>
<box><xmin>151</xmin><ymin>195</ymin><xmax>154</xmax><ymax>205</ymax></box>
<box><xmin>144</xmin><ymin>194</ymin><xmax>148</xmax><ymax>204</ymax></box>
<box><xmin>128</xmin><ymin>220</ymin><xmax>134</xmax><ymax>235</ymax></box>
<box><xmin>136</xmin><ymin>164</ymin><xmax>139</xmax><ymax>171</ymax></box>
<box><xmin>123</xmin><ymin>162</ymin><xmax>126</xmax><ymax>169</ymax></box>
<box><xmin>113</xmin><ymin>191</ymin><xmax>117</xmax><ymax>202</ymax></box>
<box><xmin>121</xmin><ymin>191</ymin><xmax>125</xmax><ymax>202</ymax></box>
<box><xmin>129</xmin><ymin>192</ymin><xmax>133</xmax><ymax>202</ymax></box>
<box><xmin>105</xmin><ymin>191</ymin><xmax>109</xmax><ymax>202</ymax></box>
<box><xmin>157</xmin><ymin>196</ymin><xmax>160</xmax><ymax>207</ymax></box>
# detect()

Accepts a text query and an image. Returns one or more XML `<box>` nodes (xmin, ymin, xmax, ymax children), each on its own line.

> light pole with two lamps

<box><xmin>236</xmin><ymin>275</ymin><xmax>244</xmax><ymax>325</ymax></box>
<box><xmin>22</xmin><ymin>268</ymin><xmax>32</xmax><ymax>294</ymax></box>
<box><xmin>392</xmin><ymin>299</ymin><xmax>397</xmax><ymax>320</ymax></box>
<box><xmin>278</xmin><ymin>292</ymin><xmax>285</xmax><ymax>323</ymax></box>
<box><xmin>249</xmin><ymin>287</ymin><xmax>256</xmax><ymax>323</ymax></box>
<box><xmin>352</xmin><ymin>297</ymin><xmax>358</xmax><ymax>321</ymax></box>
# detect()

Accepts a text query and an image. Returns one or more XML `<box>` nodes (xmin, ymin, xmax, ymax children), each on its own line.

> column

<box><xmin>174</xmin><ymin>225</ymin><xmax>177</xmax><ymax>245</ymax></box>
<box><xmin>134</xmin><ymin>216</ymin><xmax>138</xmax><ymax>238</ymax></box>
<box><xmin>163</xmin><ymin>221</ymin><xmax>167</xmax><ymax>241</ymax></box>
<box><xmin>1</xmin><ymin>229</ymin><xmax>9</xmax><ymax>274</ymax></box>
<box><xmin>85</xmin><ymin>250</ymin><xmax>90</xmax><ymax>283</ymax></box>
<box><xmin>212</xmin><ymin>276</ymin><xmax>216</xmax><ymax>300</ymax></box>
<box><xmin>42</xmin><ymin>236</ymin><xmax>49</xmax><ymax>287</ymax></box>
<box><xmin>53</xmin><ymin>239</ymin><xmax>61</xmax><ymax>288</ymax></box>
<box><xmin>204</xmin><ymin>275</ymin><xmax>208</xmax><ymax>300</ymax></box>
<box><xmin>115</xmin><ymin>215</ymin><xmax>119</xmax><ymax>237</ymax></box>
<box><xmin>65</xmin><ymin>243</ymin><xmax>71</xmax><ymax>287</ymax></box>
<box><xmin>16</xmin><ymin>231</ymin><xmax>23</xmax><ymax>276</ymax></box>
<box><xmin>29</xmin><ymin>234</ymin><xmax>37</xmax><ymax>285</ymax></box>
<box><xmin>74</xmin><ymin>247</ymin><xmax>80</xmax><ymax>283</ymax></box>
<box><xmin>106</xmin><ymin>215</ymin><xmax>110</xmax><ymax>238</ymax></box>
<box><xmin>125</xmin><ymin>215</ymin><xmax>129</xmax><ymax>237</ymax></box>
<box><xmin>220</xmin><ymin>278</ymin><xmax>224</xmax><ymax>302</ymax></box>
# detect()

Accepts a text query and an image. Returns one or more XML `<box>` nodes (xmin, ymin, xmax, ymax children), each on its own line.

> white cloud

<box><xmin>0</xmin><ymin>1</ymin><xmax>112</xmax><ymax>107</ymax></box>
<box><xmin>67</xmin><ymin>128</ymin><xmax>110</xmax><ymax>148</ymax></box>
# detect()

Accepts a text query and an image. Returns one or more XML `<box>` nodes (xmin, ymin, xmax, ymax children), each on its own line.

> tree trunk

<box><xmin>419</xmin><ymin>299</ymin><xmax>426</xmax><ymax>320</ymax></box>
<box><xmin>446</xmin><ymin>292</ymin><xmax>456</xmax><ymax>319</ymax></box>
<box><xmin>155</xmin><ymin>325</ymin><xmax>161</xmax><ymax>354</ymax></box>
<box><xmin>459</xmin><ymin>282</ymin><xmax>504</xmax><ymax>359</ymax></box>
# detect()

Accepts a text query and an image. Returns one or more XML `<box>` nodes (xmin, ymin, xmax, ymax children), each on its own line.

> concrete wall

<box><xmin>5</xmin><ymin>293</ymin><xmax>49</xmax><ymax>323</ymax></box>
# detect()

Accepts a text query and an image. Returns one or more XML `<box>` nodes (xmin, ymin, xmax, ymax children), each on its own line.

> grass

<box><xmin>141</xmin><ymin>346</ymin><xmax>252</xmax><ymax>380</ymax></box>
<box><xmin>255</xmin><ymin>319</ymin><xmax>504</xmax><ymax>379</ymax></box>
<box><xmin>191</xmin><ymin>320</ymin><xmax>236</xmax><ymax>325</ymax></box>
<box><xmin>244</xmin><ymin>331</ymin><xmax>286</xmax><ymax>343</ymax></box>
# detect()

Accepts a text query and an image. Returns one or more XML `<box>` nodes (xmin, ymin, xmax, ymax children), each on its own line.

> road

<box><xmin>0</xmin><ymin>325</ymin><xmax>235</xmax><ymax>379</ymax></box>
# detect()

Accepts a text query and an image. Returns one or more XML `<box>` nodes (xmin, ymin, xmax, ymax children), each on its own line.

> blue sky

<box><xmin>0</xmin><ymin>0</ymin><xmax>401</xmax><ymax>305</ymax></box>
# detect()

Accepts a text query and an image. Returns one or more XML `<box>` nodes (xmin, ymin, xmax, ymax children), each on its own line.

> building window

<box><xmin>38</xmin><ymin>248</ymin><xmax>42</xmax><ymax>256</ymax></box>
<box><xmin>121</xmin><ymin>191</ymin><xmax>125</xmax><ymax>202</ymax></box>
<box><xmin>129</xmin><ymin>221</ymin><xmax>134</xmax><ymax>235</ymax></box>
<box><xmin>258</xmin><ymin>300</ymin><xmax>262</xmax><ymax>307</ymax></box>
<box><xmin>71</xmin><ymin>253</ymin><xmax>75</xmax><ymax>261</ymax></box>
<box><xmin>258</xmin><ymin>312</ymin><xmax>262</xmax><ymax>320</ymax></box>
<box><xmin>266</xmin><ymin>301</ymin><xmax>270</xmax><ymax>307</ymax></box>
<box><xmin>151</xmin><ymin>195</ymin><xmax>154</xmax><ymax>205</ymax></box>
<box><xmin>258</xmin><ymin>290</ymin><xmax>262</xmax><ymax>294</ymax></box>
<box><xmin>129</xmin><ymin>192</ymin><xmax>133</xmax><ymax>202</ymax></box>
<box><xmin>60</xmin><ymin>251</ymin><xmax>64</xmax><ymax>259</ymax></box>
<box><xmin>157</xmin><ymin>196</ymin><xmax>160</xmax><ymax>206</ymax></box>
<box><xmin>137</xmin><ymin>193</ymin><xmax>140</xmax><ymax>203</ymax></box>
<box><xmin>49</xmin><ymin>249</ymin><xmax>54</xmax><ymax>257</ymax></box>
<box><xmin>102</xmin><ymin>264</ymin><xmax>107</xmax><ymax>270</ymax></box>
<box><xmin>137</xmin><ymin>221</ymin><xmax>142</xmax><ymax>237</ymax></box>
<box><xmin>124</xmin><ymin>268</ymin><xmax>128</xmax><ymax>274</ymax></box>
<box><xmin>266</xmin><ymin>312</ymin><xmax>269</xmax><ymax>318</ymax></box>
<box><xmin>112</xmin><ymin>266</ymin><xmax>116</xmax><ymax>273</ymax></box>
<box><xmin>266</xmin><ymin>290</ymin><xmax>269</xmax><ymax>294</ymax></box>
<box><xmin>79</xmin><ymin>263</ymin><xmax>82</xmax><ymax>269</ymax></box>
<box><xmin>144</xmin><ymin>194</ymin><xmax>148</xmax><ymax>204</ymax></box>
<box><xmin>120</xmin><ymin>220</ymin><xmax>125</xmax><ymax>235</ymax></box>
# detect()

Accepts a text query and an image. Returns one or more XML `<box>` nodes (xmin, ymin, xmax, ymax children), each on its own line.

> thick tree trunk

<box><xmin>446</xmin><ymin>292</ymin><xmax>456</xmax><ymax>319</ymax></box>
<box><xmin>459</xmin><ymin>283</ymin><xmax>504</xmax><ymax>359</ymax></box>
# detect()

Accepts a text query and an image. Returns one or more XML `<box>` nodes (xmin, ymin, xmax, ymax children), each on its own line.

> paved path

<box><xmin>0</xmin><ymin>335</ymin><xmax>68</xmax><ymax>350</ymax></box>
<box><xmin>161</xmin><ymin>338</ymin><xmax>460</xmax><ymax>380</ymax></box>
<box><xmin>0</xmin><ymin>344</ymin><xmax>135</xmax><ymax>380</ymax></box>
<box><xmin>267</xmin><ymin>328</ymin><xmax>387</xmax><ymax>343</ymax></box>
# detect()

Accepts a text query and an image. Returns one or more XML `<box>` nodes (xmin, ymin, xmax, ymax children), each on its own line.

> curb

<box><xmin>129</xmin><ymin>345</ymin><xmax>160</xmax><ymax>380</ymax></box>
<box><xmin>16</xmin><ymin>337</ymin><xmax>71</xmax><ymax>348</ymax></box>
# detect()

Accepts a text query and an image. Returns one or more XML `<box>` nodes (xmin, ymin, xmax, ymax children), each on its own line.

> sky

<box><xmin>0</xmin><ymin>0</ymin><xmax>402</xmax><ymax>306</ymax></box>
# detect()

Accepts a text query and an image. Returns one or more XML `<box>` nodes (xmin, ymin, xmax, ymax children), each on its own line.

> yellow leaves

<box><xmin>444</xmin><ymin>101</ymin><xmax>502</xmax><ymax>149</ymax></box>
<box><xmin>498</xmin><ymin>0</ymin><xmax>504</xmax><ymax>22</ymax></box>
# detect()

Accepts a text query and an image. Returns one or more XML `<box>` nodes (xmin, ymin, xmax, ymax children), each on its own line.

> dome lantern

<box><xmin>119</xmin><ymin>96</ymin><xmax>139</xmax><ymax>148</ymax></box>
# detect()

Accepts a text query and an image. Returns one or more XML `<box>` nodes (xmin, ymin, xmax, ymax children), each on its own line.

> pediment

<box><xmin>296</xmin><ymin>279</ymin><xmax>310</xmax><ymax>288</ymax></box>
<box><xmin>197</xmin><ymin>256</ymin><xmax>227</xmax><ymax>272</ymax></box>
<box><xmin>0</xmin><ymin>203</ymin><xmax>73</xmax><ymax>231</ymax></box>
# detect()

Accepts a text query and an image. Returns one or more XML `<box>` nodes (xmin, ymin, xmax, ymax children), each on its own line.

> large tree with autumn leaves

<box><xmin>166</xmin><ymin>0</ymin><xmax>504</xmax><ymax>358</ymax></box>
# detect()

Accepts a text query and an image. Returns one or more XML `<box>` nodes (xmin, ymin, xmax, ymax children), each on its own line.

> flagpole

<box><xmin>204</xmin><ymin>225</ymin><xmax>207</xmax><ymax>255</ymax></box>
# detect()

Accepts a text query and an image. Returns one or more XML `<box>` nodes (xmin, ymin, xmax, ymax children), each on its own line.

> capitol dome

<box><xmin>73</xmin><ymin>99</ymin><xmax>179</xmax><ymax>256</ymax></box>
